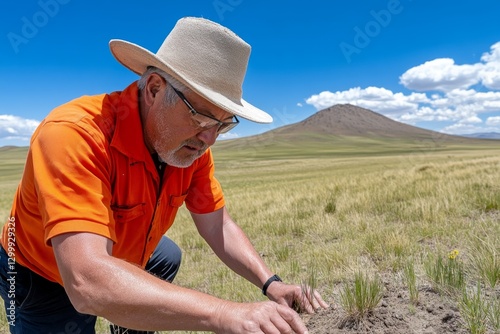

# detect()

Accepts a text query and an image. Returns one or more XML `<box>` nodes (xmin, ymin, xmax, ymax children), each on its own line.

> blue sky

<box><xmin>1</xmin><ymin>1</ymin><xmax>500</xmax><ymax>147</ymax></box>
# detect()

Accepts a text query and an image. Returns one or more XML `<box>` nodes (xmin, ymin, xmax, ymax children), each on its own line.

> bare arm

<box><xmin>52</xmin><ymin>232</ymin><xmax>307</xmax><ymax>333</ymax></box>
<box><xmin>191</xmin><ymin>206</ymin><xmax>274</xmax><ymax>288</ymax></box>
<box><xmin>191</xmin><ymin>206</ymin><xmax>329</xmax><ymax>313</ymax></box>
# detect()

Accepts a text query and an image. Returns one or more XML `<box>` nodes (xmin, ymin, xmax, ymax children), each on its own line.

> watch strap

<box><xmin>262</xmin><ymin>274</ymin><xmax>282</xmax><ymax>296</ymax></box>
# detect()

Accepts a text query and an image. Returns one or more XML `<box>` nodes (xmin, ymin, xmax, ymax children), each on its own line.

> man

<box><xmin>0</xmin><ymin>17</ymin><xmax>328</xmax><ymax>333</ymax></box>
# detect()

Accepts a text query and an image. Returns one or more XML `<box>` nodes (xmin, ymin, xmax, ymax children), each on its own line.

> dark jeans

<box><xmin>0</xmin><ymin>236</ymin><xmax>182</xmax><ymax>334</ymax></box>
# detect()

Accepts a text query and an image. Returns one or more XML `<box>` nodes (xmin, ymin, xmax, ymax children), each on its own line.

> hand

<box><xmin>266</xmin><ymin>282</ymin><xmax>330</xmax><ymax>314</ymax></box>
<box><xmin>214</xmin><ymin>300</ymin><xmax>308</xmax><ymax>334</ymax></box>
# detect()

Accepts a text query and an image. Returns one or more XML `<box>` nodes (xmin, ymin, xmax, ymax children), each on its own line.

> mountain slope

<box><xmin>213</xmin><ymin>104</ymin><xmax>497</xmax><ymax>159</ymax></box>
<box><xmin>274</xmin><ymin>104</ymin><xmax>460</xmax><ymax>140</ymax></box>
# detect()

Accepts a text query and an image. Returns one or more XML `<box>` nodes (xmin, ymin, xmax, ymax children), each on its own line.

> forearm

<box><xmin>73</xmin><ymin>255</ymin><xmax>228</xmax><ymax>331</ymax></box>
<box><xmin>91</xmin><ymin>259</ymin><xmax>309</xmax><ymax>333</ymax></box>
<box><xmin>52</xmin><ymin>228</ymin><xmax>310</xmax><ymax>333</ymax></box>
<box><xmin>205</xmin><ymin>214</ymin><xmax>274</xmax><ymax>289</ymax></box>
<box><xmin>53</xmin><ymin>232</ymin><xmax>230</xmax><ymax>332</ymax></box>
<box><xmin>213</xmin><ymin>224</ymin><xmax>330</xmax><ymax>313</ymax></box>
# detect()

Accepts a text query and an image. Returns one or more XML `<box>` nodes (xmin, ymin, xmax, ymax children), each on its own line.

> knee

<box><xmin>163</xmin><ymin>239</ymin><xmax>182</xmax><ymax>282</ymax></box>
<box><xmin>169</xmin><ymin>240</ymin><xmax>182</xmax><ymax>269</ymax></box>
<box><xmin>146</xmin><ymin>236</ymin><xmax>183</xmax><ymax>282</ymax></box>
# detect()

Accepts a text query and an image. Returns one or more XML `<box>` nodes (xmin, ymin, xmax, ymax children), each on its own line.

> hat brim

<box><xmin>109</xmin><ymin>39</ymin><xmax>273</xmax><ymax>124</ymax></box>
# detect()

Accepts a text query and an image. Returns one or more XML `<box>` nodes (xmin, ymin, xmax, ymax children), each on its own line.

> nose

<box><xmin>196</xmin><ymin>126</ymin><xmax>218</xmax><ymax>146</ymax></box>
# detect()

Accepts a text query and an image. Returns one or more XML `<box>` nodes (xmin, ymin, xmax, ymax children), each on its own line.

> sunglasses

<box><xmin>171</xmin><ymin>86</ymin><xmax>239</xmax><ymax>134</ymax></box>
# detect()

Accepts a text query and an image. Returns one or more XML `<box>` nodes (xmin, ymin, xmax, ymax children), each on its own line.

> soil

<box><xmin>302</xmin><ymin>276</ymin><xmax>498</xmax><ymax>334</ymax></box>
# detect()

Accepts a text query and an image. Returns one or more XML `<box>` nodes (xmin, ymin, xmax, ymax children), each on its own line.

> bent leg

<box><xmin>145</xmin><ymin>235</ymin><xmax>182</xmax><ymax>282</ymax></box>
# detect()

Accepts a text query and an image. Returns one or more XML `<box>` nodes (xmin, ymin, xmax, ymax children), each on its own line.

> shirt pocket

<box><xmin>111</xmin><ymin>203</ymin><xmax>146</xmax><ymax>223</ymax></box>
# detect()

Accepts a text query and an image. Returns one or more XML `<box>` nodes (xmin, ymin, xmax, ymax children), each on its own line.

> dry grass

<box><xmin>166</xmin><ymin>150</ymin><xmax>500</xmax><ymax>333</ymax></box>
<box><xmin>0</xmin><ymin>147</ymin><xmax>499</xmax><ymax>333</ymax></box>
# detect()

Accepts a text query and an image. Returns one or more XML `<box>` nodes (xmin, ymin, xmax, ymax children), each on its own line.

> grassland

<box><xmin>0</xmin><ymin>147</ymin><xmax>26</xmax><ymax>223</ymax></box>
<box><xmin>0</xmin><ymin>137</ymin><xmax>498</xmax><ymax>333</ymax></box>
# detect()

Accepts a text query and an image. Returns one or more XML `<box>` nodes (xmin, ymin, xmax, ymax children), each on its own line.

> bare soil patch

<box><xmin>302</xmin><ymin>277</ymin><xmax>495</xmax><ymax>334</ymax></box>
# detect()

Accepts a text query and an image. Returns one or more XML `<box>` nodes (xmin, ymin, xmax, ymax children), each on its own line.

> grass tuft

<box><xmin>339</xmin><ymin>272</ymin><xmax>384</xmax><ymax>321</ymax></box>
<box><xmin>424</xmin><ymin>250</ymin><xmax>466</xmax><ymax>296</ymax></box>
<box><xmin>458</xmin><ymin>283</ymin><xmax>488</xmax><ymax>334</ymax></box>
<box><xmin>402</xmin><ymin>259</ymin><xmax>419</xmax><ymax>305</ymax></box>
<box><xmin>324</xmin><ymin>199</ymin><xmax>336</xmax><ymax>214</ymax></box>
<box><xmin>487</xmin><ymin>295</ymin><xmax>500</xmax><ymax>332</ymax></box>
<box><xmin>469</xmin><ymin>235</ymin><xmax>499</xmax><ymax>288</ymax></box>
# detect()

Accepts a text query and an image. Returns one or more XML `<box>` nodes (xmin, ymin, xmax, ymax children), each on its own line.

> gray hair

<box><xmin>137</xmin><ymin>66</ymin><xmax>189</xmax><ymax>107</ymax></box>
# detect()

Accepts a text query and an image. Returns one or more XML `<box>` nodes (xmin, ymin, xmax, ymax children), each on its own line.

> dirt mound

<box><xmin>303</xmin><ymin>278</ymin><xmax>476</xmax><ymax>334</ymax></box>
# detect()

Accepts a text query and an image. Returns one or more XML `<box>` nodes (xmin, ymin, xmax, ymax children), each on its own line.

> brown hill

<box><xmin>213</xmin><ymin>103</ymin><xmax>497</xmax><ymax>159</ymax></box>
<box><xmin>274</xmin><ymin>104</ymin><xmax>462</xmax><ymax>140</ymax></box>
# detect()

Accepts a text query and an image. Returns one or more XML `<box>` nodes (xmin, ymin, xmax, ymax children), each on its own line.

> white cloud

<box><xmin>297</xmin><ymin>103</ymin><xmax>303</xmax><ymax>107</ymax></box>
<box><xmin>305</xmin><ymin>86</ymin><xmax>428</xmax><ymax>118</ymax></box>
<box><xmin>441</xmin><ymin>123</ymin><xmax>482</xmax><ymax>134</ymax></box>
<box><xmin>305</xmin><ymin>86</ymin><xmax>500</xmax><ymax>131</ymax></box>
<box><xmin>462</xmin><ymin>115</ymin><xmax>482</xmax><ymax>124</ymax></box>
<box><xmin>486</xmin><ymin>116</ymin><xmax>500</xmax><ymax>126</ymax></box>
<box><xmin>399</xmin><ymin>58</ymin><xmax>482</xmax><ymax>92</ymax></box>
<box><xmin>218</xmin><ymin>132</ymin><xmax>240</xmax><ymax>140</ymax></box>
<box><xmin>0</xmin><ymin>115</ymin><xmax>39</xmax><ymax>142</ymax></box>
<box><xmin>306</xmin><ymin>41</ymin><xmax>500</xmax><ymax>136</ymax></box>
<box><xmin>400</xmin><ymin>42</ymin><xmax>500</xmax><ymax>93</ymax></box>
<box><xmin>480</xmin><ymin>42</ymin><xmax>500</xmax><ymax>90</ymax></box>
<box><xmin>441</xmin><ymin>121</ymin><xmax>500</xmax><ymax>135</ymax></box>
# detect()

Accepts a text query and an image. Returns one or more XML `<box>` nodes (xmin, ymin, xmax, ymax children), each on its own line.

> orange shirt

<box><xmin>1</xmin><ymin>82</ymin><xmax>225</xmax><ymax>284</ymax></box>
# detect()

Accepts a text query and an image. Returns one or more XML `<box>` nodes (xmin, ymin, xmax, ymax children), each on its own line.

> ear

<box><xmin>143</xmin><ymin>73</ymin><xmax>164</xmax><ymax>107</ymax></box>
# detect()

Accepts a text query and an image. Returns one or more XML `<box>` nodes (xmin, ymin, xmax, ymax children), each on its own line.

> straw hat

<box><xmin>109</xmin><ymin>17</ymin><xmax>272</xmax><ymax>123</ymax></box>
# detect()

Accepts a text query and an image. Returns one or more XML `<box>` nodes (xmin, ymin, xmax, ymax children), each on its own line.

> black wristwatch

<box><xmin>262</xmin><ymin>274</ymin><xmax>282</xmax><ymax>296</ymax></box>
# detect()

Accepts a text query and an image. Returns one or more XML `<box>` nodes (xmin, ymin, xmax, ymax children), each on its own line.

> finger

<box><xmin>295</xmin><ymin>287</ymin><xmax>315</xmax><ymax>314</ymax></box>
<box><xmin>298</xmin><ymin>287</ymin><xmax>329</xmax><ymax>313</ymax></box>
<box><xmin>303</xmin><ymin>286</ymin><xmax>319</xmax><ymax>311</ymax></box>
<box><xmin>304</xmin><ymin>288</ymin><xmax>324</xmax><ymax>310</ymax></box>
<box><xmin>313</xmin><ymin>290</ymin><xmax>330</xmax><ymax>309</ymax></box>
<box><xmin>276</xmin><ymin>305</ymin><xmax>308</xmax><ymax>334</ymax></box>
<box><xmin>260</xmin><ymin>320</ymin><xmax>283</xmax><ymax>334</ymax></box>
<box><xmin>267</xmin><ymin>314</ymin><xmax>293</xmax><ymax>334</ymax></box>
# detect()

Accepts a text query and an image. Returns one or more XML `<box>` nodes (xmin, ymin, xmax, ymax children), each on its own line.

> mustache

<box><xmin>183</xmin><ymin>139</ymin><xmax>208</xmax><ymax>151</ymax></box>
